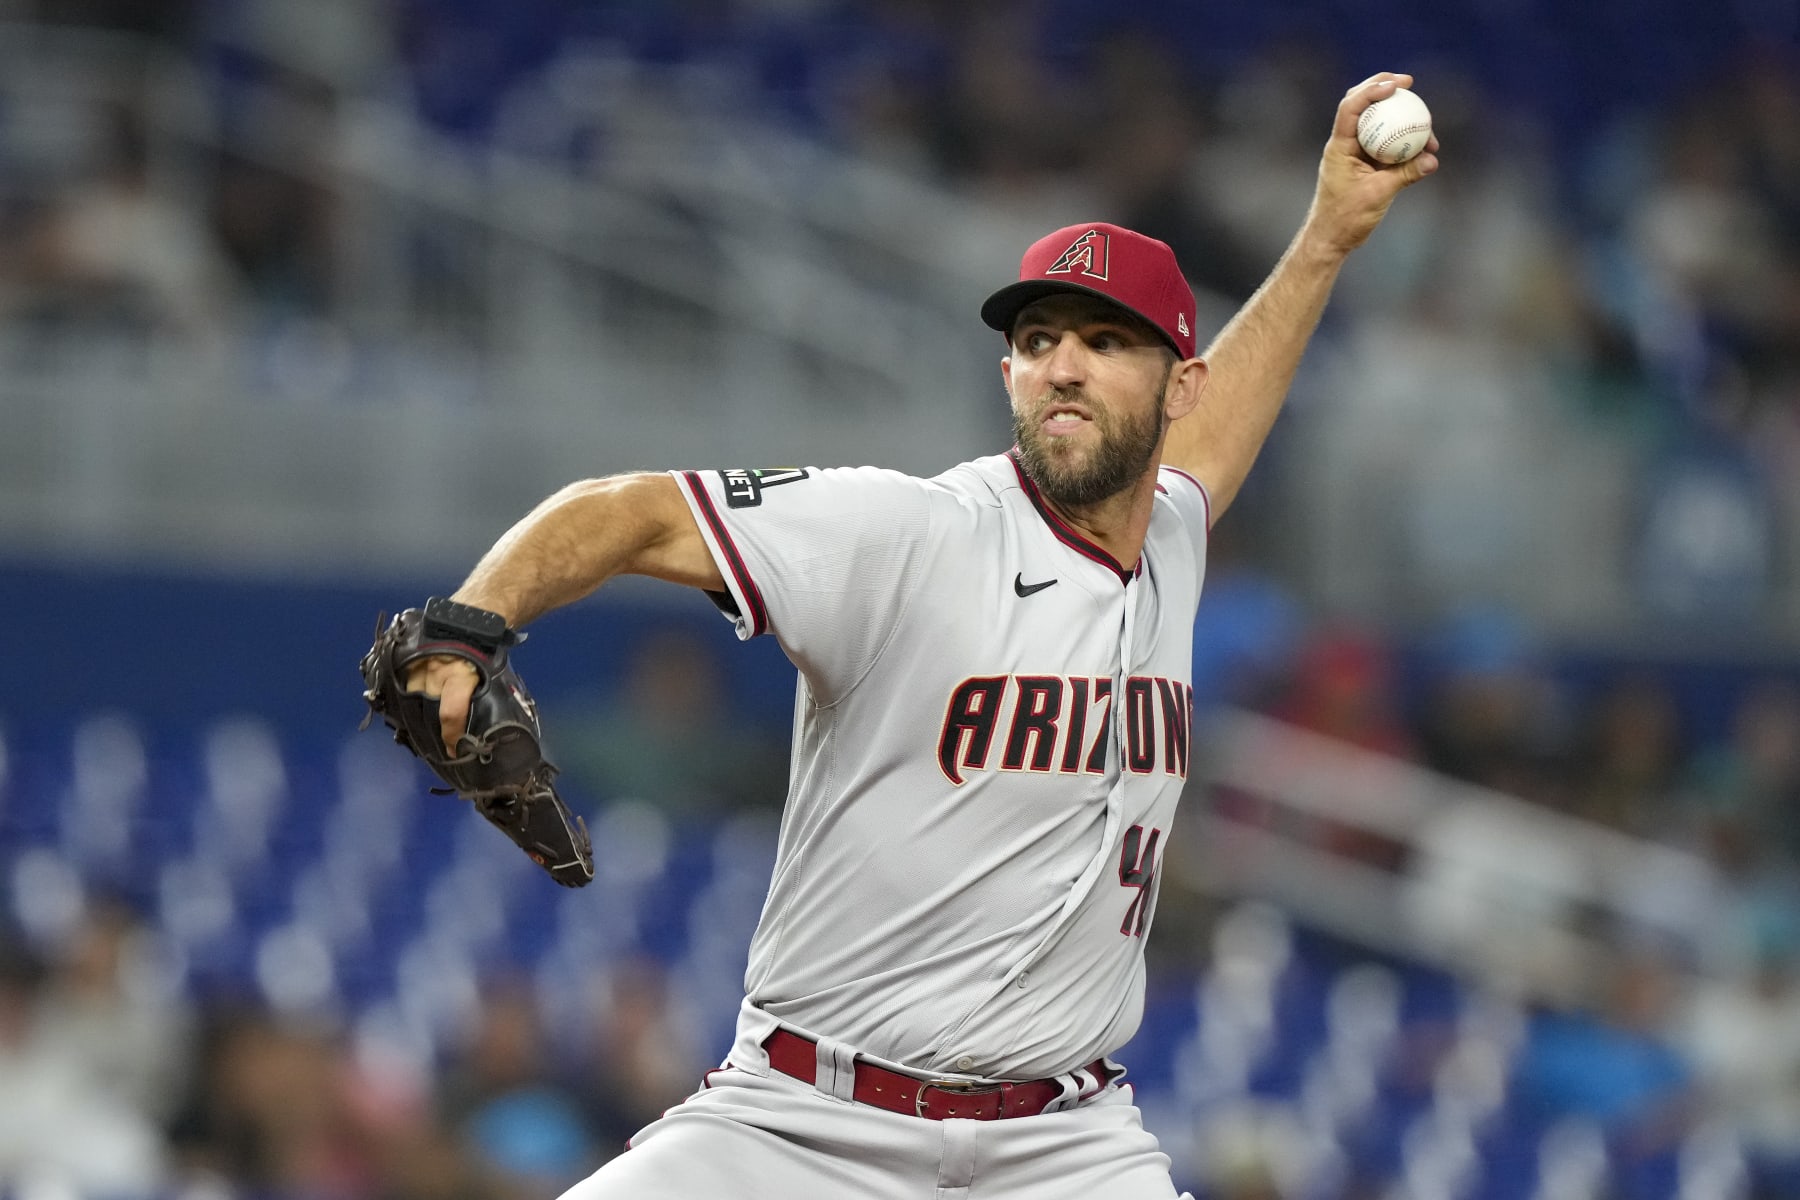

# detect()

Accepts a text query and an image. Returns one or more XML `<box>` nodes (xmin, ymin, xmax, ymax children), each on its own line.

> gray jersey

<box><xmin>673</xmin><ymin>451</ymin><xmax>1210</xmax><ymax>1081</ymax></box>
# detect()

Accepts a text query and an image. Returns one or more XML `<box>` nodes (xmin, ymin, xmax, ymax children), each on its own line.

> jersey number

<box><xmin>1118</xmin><ymin>824</ymin><xmax>1161</xmax><ymax>937</ymax></box>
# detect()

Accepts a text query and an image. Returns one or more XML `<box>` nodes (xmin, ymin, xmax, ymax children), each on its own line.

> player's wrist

<box><xmin>425</xmin><ymin>595</ymin><xmax>518</xmax><ymax>654</ymax></box>
<box><xmin>1288</xmin><ymin>218</ymin><xmax>1357</xmax><ymax>274</ymax></box>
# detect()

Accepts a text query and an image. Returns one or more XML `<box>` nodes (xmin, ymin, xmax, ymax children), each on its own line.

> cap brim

<box><xmin>979</xmin><ymin>280</ymin><xmax>1182</xmax><ymax>357</ymax></box>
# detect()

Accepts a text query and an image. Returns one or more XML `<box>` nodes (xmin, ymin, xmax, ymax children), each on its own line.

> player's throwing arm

<box><xmin>1162</xmin><ymin>72</ymin><xmax>1437</xmax><ymax>522</ymax></box>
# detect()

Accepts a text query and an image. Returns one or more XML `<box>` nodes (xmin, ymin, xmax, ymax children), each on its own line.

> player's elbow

<box><xmin>543</xmin><ymin>472</ymin><xmax>676</xmax><ymax>528</ymax></box>
<box><xmin>572</xmin><ymin>472</ymin><xmax>721</xmax><ymax>591</ymax></box>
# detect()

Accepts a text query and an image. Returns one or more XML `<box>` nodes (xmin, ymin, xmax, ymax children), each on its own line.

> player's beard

<box><xmin>1012</xmin><ymin>385</ymin><xmax>1167</xmax><ymax>510</ymax></box>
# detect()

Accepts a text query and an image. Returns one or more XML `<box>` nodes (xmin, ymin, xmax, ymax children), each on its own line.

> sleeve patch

<box><xmin>721</xmin><ymin>468</ymin><xmax>811</xmax><ymax>509</ymax></box>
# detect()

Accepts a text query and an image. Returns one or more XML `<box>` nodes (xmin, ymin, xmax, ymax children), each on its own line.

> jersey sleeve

<box><xmin>1154</xmin><ymin>465</ymin><xmax>1212</xmax><ymax>587</ymax></box>
<box><xmin>672</xmin><ymin>466</ymin><xmax>934</xmax><ymax>701</ymax></box>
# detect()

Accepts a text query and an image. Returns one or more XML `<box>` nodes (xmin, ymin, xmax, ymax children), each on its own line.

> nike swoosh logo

<box><xmin>1014</xmin><ymin>573</ymin><xmax>1058</xmax><ymax>598</ymax></box>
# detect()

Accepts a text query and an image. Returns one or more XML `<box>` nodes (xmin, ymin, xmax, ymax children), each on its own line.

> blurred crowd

<box><xmin>1</xmin><ymin>0</ymin><xmax>1795</xmax><ymax>623</ymax></box>
<box><xmin>0</xmin><ymin>895</ymin><xmax>705</xmax><ymax>1200</ymax></box>
<box><xmin>1194</xmin><ymin>582</ymin><xmax>1800</xmax><ymax>1196</ymax></box>
<box><xmin>7</xmin><ymin>0</ymin><xmax>1798</xmax><ymax>381</ymax></box>
<box><xmin>1219</xmin><ymin>591</ymin><xmax>1800</xmax><ymax>968</ymax></box>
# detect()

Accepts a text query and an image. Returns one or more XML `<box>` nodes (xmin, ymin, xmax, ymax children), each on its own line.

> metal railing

<box><xmin>0</xmin><ymin>22</ymin><xmax>1013</xmax><ymax>575</ymax></box>
<box><xmin>1181</xmin><ymin>708</ymin><xmax>1722</xmax><ymax>1008</ymax></box>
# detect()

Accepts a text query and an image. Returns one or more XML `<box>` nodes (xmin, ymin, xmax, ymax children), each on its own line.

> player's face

<box><xmin>1005</xmin><ymin>297</ymin><xmax>1176</xmax><ymax>509</ymax></box>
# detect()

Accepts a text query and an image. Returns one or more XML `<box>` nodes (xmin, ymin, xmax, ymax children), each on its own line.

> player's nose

<box><xmin>1043</xmin><ymin>331</ymin><xmax>1088</xmax><ymax>386</ymax></box>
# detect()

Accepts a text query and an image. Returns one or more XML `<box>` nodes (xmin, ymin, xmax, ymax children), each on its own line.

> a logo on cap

<box><xmin>1046</xmin><ymin>229</ymin><xmax>1110</xmax><ymax>281</ymax></box>
<box><xmin>1178</xmin><ymin>313</ymin><xmax>1189</xmax><ymax>337</ymax></box>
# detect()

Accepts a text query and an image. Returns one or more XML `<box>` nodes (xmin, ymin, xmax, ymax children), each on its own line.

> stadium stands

<box><xmin>0</xmin><ymin>700</ymin><xmax>1768</xmax><ymax>1199</ymax></box>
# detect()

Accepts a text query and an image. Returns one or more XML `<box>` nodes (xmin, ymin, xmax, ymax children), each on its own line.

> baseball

<box><xmin>1357</xmin><ymin>86</ymin><xmax>1432</xmax><ymax>164</ymax></box>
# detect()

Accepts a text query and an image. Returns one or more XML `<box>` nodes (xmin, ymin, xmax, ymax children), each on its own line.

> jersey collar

<box><xmin>1006</xmin><ymin>450</ymin><xmax>1141</xmax><ymax>585</ymax></box>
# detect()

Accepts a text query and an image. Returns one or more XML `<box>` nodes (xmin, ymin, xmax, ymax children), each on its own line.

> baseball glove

<box><xmin>359</xmin><ymin>597</ymin><xmax>595</xmax><ymax>887</ymax></box>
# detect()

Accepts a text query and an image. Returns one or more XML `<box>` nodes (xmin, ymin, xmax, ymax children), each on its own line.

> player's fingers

<box><xmin>436</xmin><ymin>665</ymin><xmax>477</xmax><ymax>753</ymax></box>
<box><xmin>404</xmin><ymin>653</ymin><xmax>465</xmax><ymax>696</ymax></box>
<box><xmin>1401</xmin><ymin>130</ymin><xmax>1442</xmax><ymax>179</ymax></box>
<box><xmin>404</xmin><ymin>663</ymin><xmax>431</xmax><ymax>694</ymax></box>
<box><xmin>1397</xmin><ymin>132</ymin><xmax>1443</xmax><ymax>180</ymax></box>
<box><xmin>1403</xmin><ymin>149</ymin><xmax>1440</xmax><ymax>179</ymax></box>
<box><xmin>1342</xmin><ymin>70</ymin><xmax>1410</xmax><ymax>98</ymax></box>
<box><xmin>1333</xmin><ymin>73</ymin><xmax>1414</xmax><ymax>140</ymax></box>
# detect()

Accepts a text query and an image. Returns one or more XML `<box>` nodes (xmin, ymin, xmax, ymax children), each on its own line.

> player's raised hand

<box><xmin>405</xmin><ymin>654</ymin><xmax>479</xmax><ymax>752</ymax></box>
<box><xmin>1306</xmin><ymin>72</ymin><xmax>1440</xmax><ymax>256</ymax></box>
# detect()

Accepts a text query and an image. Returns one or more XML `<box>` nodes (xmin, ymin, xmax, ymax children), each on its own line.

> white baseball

<box><xmin>1356</xmin><ymin>86</ymin><xmax>1432</xmax><ymax>165</ymax></box>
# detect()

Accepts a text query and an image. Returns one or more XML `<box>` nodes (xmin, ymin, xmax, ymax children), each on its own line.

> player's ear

<box><xmin>1163</xmin><ymin>357</ymin><xmax>1208</xmax><ymax>421</ymax></box>
<box><xmin>1000</xmin><ymin>354</ymin><xmax>1015</xmax><ymax>398</ymax></box>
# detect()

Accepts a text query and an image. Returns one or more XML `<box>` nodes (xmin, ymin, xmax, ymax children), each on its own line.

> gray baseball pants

<box><xmin>559</xmin><ymin>1062</ymin><xmax>1190</xmax><ymax>1200</ymax></box>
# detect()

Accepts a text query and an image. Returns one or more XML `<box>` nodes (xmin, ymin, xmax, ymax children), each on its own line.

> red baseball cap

<box><xmin>980</xmin><ymin>222</ymin><xmax>1198</xmax><ymax>360</ymax></box>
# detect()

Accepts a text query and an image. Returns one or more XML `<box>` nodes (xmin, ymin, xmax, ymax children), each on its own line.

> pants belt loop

<box><xmin>1040</xmin><ymin>1072</ymin><xmax>1082</xmax><ymax>1115</ymax></box>
<box><xmin>813</xmin><ymin>1034</ymin><xmax>858</xmax><ymax>1103</ymax></box>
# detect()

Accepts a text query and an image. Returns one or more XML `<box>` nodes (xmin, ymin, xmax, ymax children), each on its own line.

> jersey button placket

<box><xmin>1107</xmin><ymin>581</ymin><xmax>1136</xmax><ymax>900</ymax></box>
<box><xmin>1114</xmin><ymin>577</ymin><xmax>1136</xmax><ymax>774</ymax></box>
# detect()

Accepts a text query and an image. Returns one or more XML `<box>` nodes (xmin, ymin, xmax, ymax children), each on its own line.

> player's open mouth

<box><xmin>1041</xmin><ymin>406</ymin><xmax>1093</xmax><ymax>436</ymax></box>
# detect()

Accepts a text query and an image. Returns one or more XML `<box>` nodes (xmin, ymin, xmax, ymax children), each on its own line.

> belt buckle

<box><xmin>914</xmin><ymin>1077</ymin><xmax>996</xmax><ymax>1119</ymax></box>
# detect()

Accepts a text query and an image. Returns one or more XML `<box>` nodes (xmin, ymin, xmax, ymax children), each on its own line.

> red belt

<box><xmin>761</xmin><ymin>1029</ymin><xmax>1112</xmax><ymax>1121</ymax></box>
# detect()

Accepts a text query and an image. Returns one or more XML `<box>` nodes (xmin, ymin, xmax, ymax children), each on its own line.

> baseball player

<box><xmin>400</xmin><ymin>74</ymin><xmax>1436</xmax><ymax>1199</ymax></box>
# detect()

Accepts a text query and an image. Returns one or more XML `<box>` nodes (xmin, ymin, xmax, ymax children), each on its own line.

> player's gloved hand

<box><xmin>360</xmin><ymin>597</ymin><xmax>595</xmax><ymax>887</ymax></box>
